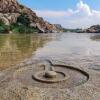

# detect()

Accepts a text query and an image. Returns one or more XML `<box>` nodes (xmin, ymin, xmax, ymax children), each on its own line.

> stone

<box><xmin>86</xmin><ymin>25</ymin><xmax>100</xmax><ymax>33</ymax></box>
<box><xmin>0</xmin><ymin>0</ymin><xmax>20</xmax><ymax>13</ymax></box>
<box><xmin>45</xmin><ymin>71</ymin><xmax>57</xmax><ymax>78</ymax></box>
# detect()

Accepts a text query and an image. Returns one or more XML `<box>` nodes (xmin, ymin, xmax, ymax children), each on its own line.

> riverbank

<box><xmin>0</xmin><ymin>57</ymin><xmax>99</xmax><ymax>100</ymax></box>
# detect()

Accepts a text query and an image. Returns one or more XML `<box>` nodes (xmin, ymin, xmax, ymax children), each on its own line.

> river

<box><xmin>0</xmin><ymin>33</ymin><xmax>100</xmax><ymax>70</ymax></box>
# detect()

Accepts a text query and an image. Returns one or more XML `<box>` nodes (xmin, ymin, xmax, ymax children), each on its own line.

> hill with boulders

<box><xmin>0</xmin><ymin>0</ymin><xmax>61</xmax><ymax>33</ymax></box>
<box><xmin>74</xmin><ymin>25</ymin><xmax>100</xmax><ymax>33</ymax></box>
<box><xmin>84</xmin><ymin>25</ymin><xmax>100</xmax><ymax>33</ymax></box>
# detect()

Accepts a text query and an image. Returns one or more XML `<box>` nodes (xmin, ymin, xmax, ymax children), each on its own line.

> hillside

<box><xmin>0</xmin><ymin>0</ymin><xmax>60</xmax><ymax>33</ymax></box>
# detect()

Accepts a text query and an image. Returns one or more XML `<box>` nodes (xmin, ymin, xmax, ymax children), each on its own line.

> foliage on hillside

<box><xmin>0</xmin><ymin>20</ymin><xmax>9</xmax><ymax>33</ymax></box>
<box><xmin>0</xmin><ymin>14</ymin><xmax>39</xmax><ymax>34</ymax></box>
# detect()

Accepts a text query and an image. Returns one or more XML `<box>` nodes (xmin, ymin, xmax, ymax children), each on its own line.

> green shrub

<box><xmin>0</xmin><ymin>19</ymin><xmax>9</xmax><ymax>33</ymax></box>
<box><xmin>19</xmin><ymin>5</ymin><xmax>24</xmax><ymax>9</ymax></box>
<box><xmin>10</xmin><ymin>23</ymin><xmax>38</xmax><ymax>34</ymax></box>
<box><xmin>0</xmin><ymin>14</ymin><xmax>39</xmax><ymax>34</ymax></box>
<box><xmin>17</xmin><ymin>13</ymin><xmax>30</xmax><ymax>26</ymax></box>
<box><xmin>0</xmin><ymin>19</ymin><xmax>4</xmax><ymax>25</ymax></box>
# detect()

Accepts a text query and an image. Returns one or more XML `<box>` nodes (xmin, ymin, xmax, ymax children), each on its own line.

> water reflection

<box><xmin>1</xmin><ymin>33</ymin><xmax>100</xmax><ymax>70</ymax></box>
<box><xmin>0</xmin><ymin>34</ymin><xmax>52</xmax><ymax>70</ymax></box>
<box><xmin>34</xmin><ymin>33</ymin><xmax>100</xmax><ymax>59</ymax></box>
<box><xmin>90</xmin><ymin>35</ymin><xmax>100</xmax><ymax>41</ymax></box>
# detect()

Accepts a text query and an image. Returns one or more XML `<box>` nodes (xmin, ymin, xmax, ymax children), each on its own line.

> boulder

<box><xmin>84</xmin><ymin>25</ymin><xmax>100</xmax><ymax>33</ymax></box>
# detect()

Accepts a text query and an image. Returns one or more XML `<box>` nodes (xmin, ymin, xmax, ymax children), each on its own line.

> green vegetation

<box><xmin>19</xmin><ymin>4</ymin><xmax>24</xmax><ymax>9</ymax></box>
<box><xmin>10</xmin><ymin>23</ymin><xmax>38</xmax><ymax>34</ymax></box>
<box><xmin>0</xmin><ymin>13</ymin><xmax>39</xmax><ymax>34</ymax></box>
<box><xmin>0</xmin><ymin>20</ymin><xmax>9</xmax><ymax>33</ymax></box>
<box><xmin>63</xmin><ymin>28</ymin><xmax>82</xmax><ymax>33</ymax></box>
<box><xmin>17</xmin><ymin>13</ymin><xmax>30</xmax><ymax>26</ymax></box>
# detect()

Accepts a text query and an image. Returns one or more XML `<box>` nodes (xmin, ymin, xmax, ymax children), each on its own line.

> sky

<box><xmin>18</xmin><ymin>0</ymin><xmax>100</xmax><ymax>29</ymax></box>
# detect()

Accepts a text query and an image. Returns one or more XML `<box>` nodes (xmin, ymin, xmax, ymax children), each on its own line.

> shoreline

<box><xmin>0</xmin><ymin>57</ymin><xmax>100</xmax><ymax>100</ymax></box>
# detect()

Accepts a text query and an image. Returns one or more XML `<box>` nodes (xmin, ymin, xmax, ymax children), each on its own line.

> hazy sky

<box><xmin>18</xmin><ymin>0</ymin><xmax>100</xmax><ymax>28</ymax></box>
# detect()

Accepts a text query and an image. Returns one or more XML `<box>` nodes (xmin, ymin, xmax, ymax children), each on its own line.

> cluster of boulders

<box><xmin>0</xmin><ymin>13</ymin><xmax>20</xmax><ymax>25</ymax></box>
<box><xmin>0</xmin><ymin>0</ymin><xmax>61</xmax><ymax>33</ymax></box>
<box><xmin>0</xmin><ymin>0</ymin><xmax>20</xmax><ymax>13</ymax></box>
<box><xmin>85</xmin><ymin>25</ymin><xmax>100</xmax><ymax>33</ymax></box>
<box><xmin>77</xmin><ymin>25</ymin><xmax>100</xmax><ymax>33</ymax></box>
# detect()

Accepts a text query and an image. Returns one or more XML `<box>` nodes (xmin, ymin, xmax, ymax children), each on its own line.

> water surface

<box><xmin>0</xmin><ymin>34</ymin><xmax>52</xmax><ymax>70</ymax></box>
<box><xmin>34</xmin><ymin>33</ymin><xmax>100</xmax><ymax>58</ymax></box>
<box><xmin>0</xmin><ymin>33</ymin><xmax>100</xmax><ymax>70</ymax></box>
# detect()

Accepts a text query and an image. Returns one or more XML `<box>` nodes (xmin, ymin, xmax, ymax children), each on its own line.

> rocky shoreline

<box><xmin>75</xmin><ymin>25</ymin><xmax>100</xmax><ymax>33</ymax></box>
<box><xmin>0</xmin><ymin>57</ymin><xmax>100</xmax><ymax>100</ymax></box>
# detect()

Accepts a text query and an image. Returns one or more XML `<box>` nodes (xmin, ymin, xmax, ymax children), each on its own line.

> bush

<box><xmin>10</xmin><ymin>23</ymin><xmax>38</xmax><ymax>33</ymax></box>
<box><xmin>19</xmin><ymin>5</ymin><xmax>24</xmax><ymax>9</ymax></box>
<box><xmin>0</xmin><ymin>19</ymin><xmax>4</xmax><ymax>25</ymax></box>
<box><xmin>0</xmin><ymin>20</ymin><xmax>9</xmax><ymax>33</ymax></box>
<box><xmin>17</xmin><ymin>13</ymin><xmax>30</xmax><ymax>26</ymax></box>
<box><xmin>0</xmin><ymin>25</ymin><xmax>9</xmax><ymax>33</ymax></box>
<box><xmin>0</xmin><ymin>14</ymin><xmax>39</xmax><ymax>34</ymax></box>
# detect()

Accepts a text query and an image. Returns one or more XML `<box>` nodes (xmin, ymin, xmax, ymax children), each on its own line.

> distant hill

<box><xmin>63</xmin><ymin>25</ymin><xmax>100</xmax><ymax>33</ymax></box>
<box><xmin>73</xmin><ymin>25</ymin><xmax>100</xmax><ymax>33</ymax></box>
<box><xmin>84</xmin><ymin>25</ymin><xmax>100</xmax><ymax>33</ymax></box>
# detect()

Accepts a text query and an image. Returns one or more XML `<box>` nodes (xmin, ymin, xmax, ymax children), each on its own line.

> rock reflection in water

<box><xmin>0</xmin><ymin>34</ymin><xmax>52</xmax><ymax>70</ymax></box>
<box><xmin>90</xmin><ymin>35</ymin><xmax>100</xmax><ymax>41</ymax></box>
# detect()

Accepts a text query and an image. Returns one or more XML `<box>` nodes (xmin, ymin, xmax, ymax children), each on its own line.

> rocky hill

<box><xmin>0</xmin><ymin>0</ymin><xmax>60</xmax><ymax>33</ymax></box>
<box><xmin>75</xmin><ymin>25</ymin><xmax>100</xmax><ymax>33</ymax></box>
<box><xmin>84</xmin><ymin>25</ymin><xmax>100</xmax><ymax>33</ymax></box>
<box><xmin>60</xmin><ymin>25</ymin><xmax>100</xmax><ymax>33</ymax></box>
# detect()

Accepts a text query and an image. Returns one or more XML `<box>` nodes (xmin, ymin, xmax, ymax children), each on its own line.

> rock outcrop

<box><xmin>0</xmin><ymin>0</ymin><xmax>20</xmax><ymax>13</ymax></box>
<box><xmin>85</xmin><ymin>25</ymin><xmax>100</xmax><ymax>33</ymax></box>
<box><xmin>0</xmin><ymin>0</ymin><xmax>60</xmax><ymax>33</ymax></box>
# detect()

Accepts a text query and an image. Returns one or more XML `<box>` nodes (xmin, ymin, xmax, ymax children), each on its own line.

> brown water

<box><xmin>0</xmin><ymin>34</ymin><xmax>53</xmax><ymax>70</ymax></box>
<box><xmin>0</xmin><ymin>33</ymin><xmax>100</xmax><ymax>70</ymax></box>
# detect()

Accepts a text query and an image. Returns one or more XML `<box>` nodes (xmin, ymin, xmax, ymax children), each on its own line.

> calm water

<box><xmin>0</xmin><ymin>33</ymin><xmax>100</xmax><ymax>70</ymax></box>
<box><xmin>34</xmin><ymin>33</ymin><xmax>100</xmax><ymax>59</ymax></box>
